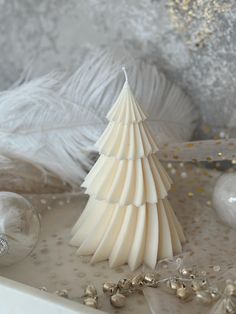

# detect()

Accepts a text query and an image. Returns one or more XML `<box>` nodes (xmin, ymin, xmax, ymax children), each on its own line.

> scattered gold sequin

<box><xmin>168</xmin><ymin>0</ymin><xmax>231</xmax><ymax>49</ymax></box>
<box><xmin>213</xmin><ymin>265</ymin><xmax>221</xmax><ymax>272</ymax></box>
<box><xmin>196</xmin><ymin>187</ymin><xmax>205</xmax><ymax>194</ymax></box>
<box><xmin>187</xmin><ymin>192</ymin><xmax>194</xmax><ymax>197</ymax></box>
<box><xmin>181</xmin><ymin>172</ymin><xmax>187</xmax><ymax>178</ymax></box>
<box><xmin>186</xmin><ymin>143</ymin><xmax>194</xmax><ymax>148</ymax></box>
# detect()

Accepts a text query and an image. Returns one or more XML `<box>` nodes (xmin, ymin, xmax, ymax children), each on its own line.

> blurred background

<box><xmin>0</xmin><ymin>0</ymin><xmax>236</xmax><ymax>134</ymax></box>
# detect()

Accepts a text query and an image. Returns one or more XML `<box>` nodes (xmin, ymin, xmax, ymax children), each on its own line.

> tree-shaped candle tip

<box><xmin>122</xmin><ymin>66</ymin><xmax>128</xmax><ymax>84</ymax></box>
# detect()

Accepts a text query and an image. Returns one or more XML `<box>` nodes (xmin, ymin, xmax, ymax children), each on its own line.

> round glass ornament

<box><xmin>0</xmin><ymin>192</ymin><xmax>40</xmax><ymax>267</ymax></box>
<box><xmin>212</xmin><ymin>173</ymin><xmax>236</xmax><ymax>229</ymax></box>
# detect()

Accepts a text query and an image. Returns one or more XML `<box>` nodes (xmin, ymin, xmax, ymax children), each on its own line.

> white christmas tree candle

<box><xmin>70</xmin><ymin>68</ymin><xmax>185</xmax><ymax>271</ymax></box>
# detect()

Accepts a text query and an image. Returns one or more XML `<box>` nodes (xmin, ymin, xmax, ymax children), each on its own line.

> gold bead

<box><xmin>225</xmin><ymin>283</ymin><xmax>236</xmax><ymax>297</ymax></box>
<box><xmin>201</xmin><ymin>280</ymin><xmax>208</xmax><ymax>288</ymax></box>
<box><xmin>55</xmin><ymin>289</ymin><xmax>68</xmax><ymax>298</ymax></box>
<box><xmin>84</xmin><ymin>284</ymin><xmax>97</xmax><ymax>298</ymax></box>
<box><xmin>191</xmin><ymin>279</ymin><xmax>208</xmax><ymax>292</ymax></box>
<box><xmin>210</xmin><ymin>288</ymin><xmax>220</xmax><ymax>301</ymax></box>
<box><xmin>110</xmin><ymin>293</ymin><xmax>126</xmax><ymax>308</ymax></box>
<box><xmin>166</xmin><ymin>278</ymin><xmax>181</xmax><ymax>292</ymax></box>
<box><xmin>117</xmin><ymin>279</ymin><xmax>131</xmax><ymax>293</ymax></box>
<box><xmin>195</xmin><ymin>290</ymin><xmax>212</xmax><ymax>305</ymax></box>
<box><xmin>176</xmin><ymin>284</ymin><xmax>192</xmax><ymax>300</ymax></box>
<box><xmin>144</xmin><ymin>272</ymin><xmax>160</xmax><ymax>287</ymax></box>
<box><xmin>83</xmin><ymin>297</ymin><xmax>98</xmax><ymax>309</ymax></box>
<box><xmin>131</xmin><ymin>274</ymin><xmax>144</xmax><ymax>288</ymax></box>
<box><xmin>102</xmin><ymin>282</ymin><xmax>117</xmax><ymax>295</ymax></box>
<box><xmin>179</xmin><ymin>267</ymin><xmax>194</xmax><ymax>277</ymax></box>
<box><xmin>191</xmin><ymin>280</ymin><xmax>201</xmax><ymax>291</ymax></box>
<box><xmin>224</xmin><ymin>296</ymin><xmax>236</xmax><ymax>314</ymax></box>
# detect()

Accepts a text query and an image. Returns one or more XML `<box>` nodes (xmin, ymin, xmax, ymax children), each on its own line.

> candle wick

<box><xmin>122</xmin><ymin>66</ymin><xmax>128</xmax><ymax>84</ymax></box>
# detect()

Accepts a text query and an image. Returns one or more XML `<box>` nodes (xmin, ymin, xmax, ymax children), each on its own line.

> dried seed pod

<box><xmin>195</xmin><ymin>290</ymin><xmax>212</xmax><ymax>305</ymax></box>
<box><xmin>110</xmin><ymin>293</ymin><xmax>126</xmax><ymax>308</ymax></box>
<box><xmin>103</xmin><ymin>282</ymin><xmax>118</xmax><ymax>295</ymax></box>
<box><xmin>83</xmin><ymin>297</ymin><xmax>98</xmax><ymax>309</ymax></box>
<box><xmin>131</xmin><ymin>274</ymin><xmax>144</xmax><ymax>288</ymax></box>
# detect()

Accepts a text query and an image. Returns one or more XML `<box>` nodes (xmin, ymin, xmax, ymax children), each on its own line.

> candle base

<box><xmin>70</xmin><ymin>197</ymin><xmax>185</xmax><ymax>271</ymax></box>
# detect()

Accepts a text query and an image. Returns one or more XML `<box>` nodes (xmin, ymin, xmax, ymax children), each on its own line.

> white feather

<box><xmin>0</xmin><ymin>48</ymin><xmax>199</xmax><ymax>186</ymax></box>
<box><xmin>0</xmin><ymin>153</ymin><xmax>67</xmax><ymax>194</ymax></box>
<box><xmin>63</xmin><ymin>48</ymin><xmax>199</xmax><ymax>144</ymax></box>
<box><xmin>0</xmin><ymin>72</ymin><xmax>102</xmax><ymax>185</ymax></box>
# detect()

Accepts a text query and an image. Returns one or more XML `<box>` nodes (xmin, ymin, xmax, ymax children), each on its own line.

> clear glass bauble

<box><xmin>0</xmin><ymin>192</ymin><xmax>40</xmax><ymax>267</ymax></box>
<box><xmin>212</xmin><ymin>173</ymin><xmax>236</xmax><ymax>229</ymax></box>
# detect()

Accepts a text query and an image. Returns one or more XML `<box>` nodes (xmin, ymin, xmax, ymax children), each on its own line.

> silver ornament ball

<box><xmin>212</xmin><ymin>173</ymin><xmax>236</xmax><ymax>229</ymax></box>
<box><xmin>0</xmin><ymin>192</ymin><xmax>40</xmax><ymax>266</ymax></box>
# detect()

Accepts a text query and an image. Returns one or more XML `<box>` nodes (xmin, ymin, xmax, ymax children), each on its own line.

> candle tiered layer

<box><xmin>70</xmin><ymin>80</ymin><xmax>185</xmax><ymax>271</ymax></box>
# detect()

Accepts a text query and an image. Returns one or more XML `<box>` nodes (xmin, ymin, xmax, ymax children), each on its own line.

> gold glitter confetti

<box><xmin>196</xmin><ymin>187</ymin><xmax>205</xmax><ymax>194</ymax></box>
<box><xmin>186</xmin><ymin>143</ymin><xmax>194</xmax><ymax>148</ymax></box>
<box><xmin>167</xmin><ymin>0</ymin><xmax>231</xmax><ymax>49</ymax></box>
<box><xmin>187</xmin><ymin>192</ymin><xmax>194</xmax><ymax>197</ymax></box>
<box><xmin>213</xmin><ymin>265</ymin><xmax>221</xmax><ymax>272</ymax></box>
